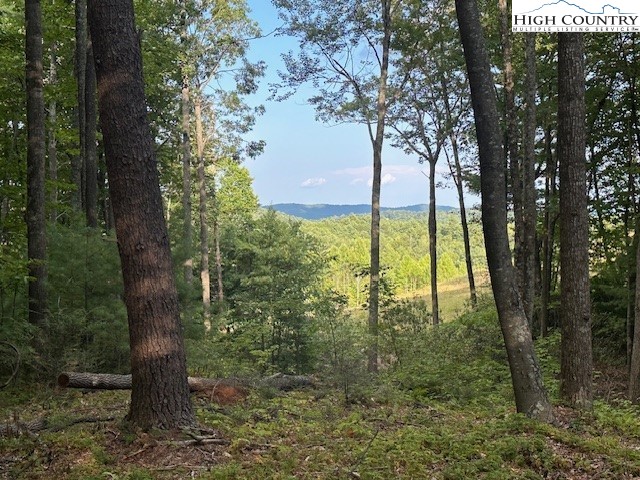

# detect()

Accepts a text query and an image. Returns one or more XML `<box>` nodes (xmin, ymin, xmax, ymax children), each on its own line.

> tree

<box><xmin>221</xmin><ymin>210</ymin><xmax>326</xmax><ymax>374</ymax></box>
<box><xmin>389</xmin><ymin>0</ymin><xmax>472</xmax><ymax>322</ymax></box>
<box><xmin>73</xmin><ymin>0</ymin><xmax>87</xmax><ymax>211</ymax></box>
<box><xmin>273</xmin><ymin>0</ymin><xmax>397</xmax><ymax>371</ymax></box>
<box><xmin>631</xmin><ymin>233</ymin><xmax>640</xmax><ymax>402</ymax></box>
<box><xmin>455</xmin><ymin>0</ymin><xmax>553</xmax><ymax>421</ymax></box>
<box><xmin>558</xmin><ymin>33</ymin><xmax>593</xmax><ymax>409</ymax></box>
<box><xmin>87</xmin><ymin>0</ymin><xmax>195</xmax><ymax>429</ymax></box>
<box><xmin>180</xmin><ymin>0</ymin><xmax>263</xmax><ymax>327</ymax></box>
<box><xmin>25</xmin><ymin>0</ymin><xmax>48</xmax><ymax>353</ymax></box>
<box><xmin>521</xmin><ymin>32</ymin><xmax>537</xmax><ymax>331</ymax></box>
<box><xmin>84</xmin><ymin>33</ymin><xmax>98</xmax><ymax>228</ymax></box>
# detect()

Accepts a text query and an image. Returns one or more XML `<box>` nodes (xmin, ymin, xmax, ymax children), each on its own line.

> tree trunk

<box><xmin>85</xmin><ymin>33</ymin><xmax>98</xmax><ymax>228</ymax></box>
<box><xmin>181</xmin><ymin>75</ymin><xmax>193</xmax><ymax>286</ymax></box>
<box><xmin>194</xmin><ymin>94</ymin><xmax>211</xmax><ymax>330</ymax></box>
<box><xmin>367</xmin><ymin>0</ymin><xmax>391</xmax><ymax>373</ymax></box>
<box><xmin>558</xmin><ymin>33</ymin><xmax>593</xmax><ymax>409</ymax></box>
<box><xmin>455</xmin><ymin>0</ymin><xmax>554</xmax><ymax>422</ymax></box>
<box><xmin>47</xmin><ymin>42</ymin><xmax>58</xmax><ymax>223</ymax></box>
<box><xmin>540</xmin><ymin>126</ymin><xmax>558</xmax><ymax>337</ymax></box>
<box><xmin>74</xmin><ymin>0</ymin><xmax>87</xmax><ymax>211</ymax></box>
<box><xmin>428</xmin><ymin>160</ymin><xmax>439</xmax><ymax>325</ymax></box>
<box><xmin>87</xmin><ymin>0</ymin><xmax>195</xmax><ymax>430</ymax></box>
<box><xmin>631</xmin><ymin>227</ymin><xmax>640</xmax><ymax>402</ymax></box>
<box><xmin>214</xmin><ymin>215</ymin><xmax>224</xmax><ymax>302</ymax></box>
<box><xmin>448</xmin><ymin>137</ymin><xmax>477</xmax><ymax>307</ymax></box>
<box><xmin>26</xmin><ymin>0</ymin><xmax>48</xmax><ymax>346</ymax></box>
<box><xmin>522</xmin><ymin>33</ymin><xmax>537</xmax><ymax>331</ymax></box>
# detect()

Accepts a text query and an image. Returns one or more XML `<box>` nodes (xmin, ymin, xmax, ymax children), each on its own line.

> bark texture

<box><xmin>85</xmin><ymin>34</ymin><xmax>98</xmax><ymax>228</ymax></box>
<box><xmin>58</xmin><ymin>372</ymin><xmax>315</xmax><ymax>392</ymax></box>
<box><xmin>26</xmin><ymin>0</ymin><xmax>48</xmax><ymax>340</ymax></box>
<box><xmin>558</xmin><ymin>33</ymin><xmax>593</xmax><ymax>409</ymax></box>
<box><xmin>455</xmin><ymin>0</ymin><xmax>553</xmax><ymax>422</ymax></box>
<box><xmin>87</xmin><ymin>0</ymin><xmax>195</xmax><ymax>429</ymax></box>
<box><xmin>74</xmin><ymin>0</ymin><xmax>87</xmax><ymax>210</ymax></box>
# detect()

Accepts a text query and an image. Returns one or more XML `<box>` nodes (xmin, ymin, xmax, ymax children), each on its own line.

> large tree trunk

<box><xmin>455</xmin><ymin>0</ymin><xmax>553</xmax><ymax>422</ymax></box>
<box><xmin>499</xmin><ymin>0</ymin><xmax>527</xmax><ymax>328</ymax></box>
<box><xmin>84</xmin><ymin>34</ymin><xmax>98</xmax><ymax>228</ymax></box>
<box><xmin>87</xmin><ymin>0</ymin><xmax>195</xmax><ymax>430</ymax></box>
<box><xmin>26</xmin><ymin>0</ymin><xmax>48</xmax><ymax>347</ymax></box>
<box><xmin>194</xmin><ymin>94</ymin><xmax>211</xmax><ymax>330</ymax></box>
<box><xmin>367</xmin><ymin>0</ymin><xmax>391</xmax><ymax>373</ymax></box>
<box><xmin>558</xmin><ymin>33</ymin><xmax>593</xmax><ymax>409</ymax></box>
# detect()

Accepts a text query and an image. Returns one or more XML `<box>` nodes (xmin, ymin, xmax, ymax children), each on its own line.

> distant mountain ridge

<box><xmin>265</xmin><ymin>203</ymin><xmax>457</xmax><ymax>220</ymax></box>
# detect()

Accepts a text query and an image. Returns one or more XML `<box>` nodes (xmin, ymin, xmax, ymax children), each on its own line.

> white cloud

<box><xmin>367</xmin><ymin>173</ymin><xmax>397</xmax><ymax>187</ymax></box>
<box><xmin>335</xmin><ymin>164</ymin><xmax>420</xmax><ymax>186</ymax></box>
<box><xmin>301</xmin><ymin>177</ymin><xmax>327</xmax><ymax>188</ymax></box>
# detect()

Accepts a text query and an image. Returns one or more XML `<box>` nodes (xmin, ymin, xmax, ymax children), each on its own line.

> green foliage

<box><xmin>205</xmin><ymin>210</ymin><xmax>334</xmax><ymax>374</ymax></box>
<box><xmin>391</xmin><ymin>297</ymin><xmax>512</xmax><ymax>406</ymax></box>
<box><xmin>302</xmin><ymin>210</ymin><xmax>486</xmax><ymax>305</ymax></box>
<box><xmin>47</xmin><ymin>224</ymin><xmax>129</xmax><ymax>374</ymax></box>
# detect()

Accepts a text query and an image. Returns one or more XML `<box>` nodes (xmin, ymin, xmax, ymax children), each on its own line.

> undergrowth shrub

<box><xmin>390</xmin><ymin>296</ymin><xmax>512</xmax><ymax>406</ymax></box>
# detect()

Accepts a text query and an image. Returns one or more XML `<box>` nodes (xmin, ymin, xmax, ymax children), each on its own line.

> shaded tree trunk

<box><xmin>87</xmin><ymin>0</ymin><xmax>195</xmax><ymax>429</ymax></box>
<box><xmin>558</xmin><ymin>33</ymin><xmax>592</xmax><ymax>409</ymax></box>
<box><xmin>522</xmin><ymin>32</ymin><xmax>537</xmax><ymax>331</ymax></box>
<box><xmin>181</xmin><ymin>75</ymin><xmax>193</xmax><ymax>286</ymax></box>
<box><xmin>85</xmin><ymin>34</ymin><xmax>98</xmax><ymax>228</ymax></box>
<box><xmin>26</xmin><ymin>0</ymin><xmax>48</xmax><ymax>345</ymax></box>
<box><xmin>74</xmin><ymin>0</ymin><xmax>87</xmax><ymax>211</ymax></box>
<box><xmin>540</xmin><ymin>126</ymin><xmax>558</xmax><ymax>337</ymax></box>
<box><xmin>631</xmin><ymin>223</ymin><xmax>640</xmax><ymax>402</ymax></box>
<box><xmin>194</xmin><ymin>94</ymin><xmax>211</xmax><ymax>330</ymax></box>
<box><xmin>47</xmin><ymin>42</ymin><xmax>58</xmax><ymax>223</ymax></box>
<box><xmin>455</xmin><ymin>0</ymin><xmax>554</xmax><ymax>422</ymax></box>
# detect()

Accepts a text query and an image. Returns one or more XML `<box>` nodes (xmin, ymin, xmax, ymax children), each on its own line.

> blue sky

<box><xmin>241</xmin><ymin>1</ymin><xmax>473</xmax><ymax>208</ymax></box>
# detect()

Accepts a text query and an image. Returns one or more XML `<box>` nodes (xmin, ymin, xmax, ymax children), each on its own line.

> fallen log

<box><xmin>0</xmin><ymin>415</ymin><xmax>115</xmax><ymax>437</ymax></box>
<box><xmin>58</xmin><ymin>372</ymin><xmax>315</xmax><ymax>393</ymax></box>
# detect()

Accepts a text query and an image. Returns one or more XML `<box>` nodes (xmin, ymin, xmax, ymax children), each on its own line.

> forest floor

<box><xmin>1</xmin><ymin>366</ymin><xmax>639</xmax><ymax>480</ymax></box>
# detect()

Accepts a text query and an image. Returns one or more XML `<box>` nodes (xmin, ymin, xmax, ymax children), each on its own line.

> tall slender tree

<box><xmin>25</xmin><ymin>0</ymin><xmax>48</xmax><ymax>351</ymax></box>
<box><xmin>74</xmin><ymin>0</ymin><xmax>87</xmax><ymax>210</ymax></box>
<box><xmin>522</xmin><ymin>32</ymin><xmax>537</xmax><ymax>330</ymax></box>
<box><xmin>88</xmin><ymin>0</ymin><xmax>195</xmax><ymax>429</ymax></box>
<box><xmin>455</xmin><ymin>0</ymin><xmax>553</xmax><ymax>421</ymax></box>
<box><xmin>273</xmin><ymin>0</ymin><xmax>397</xmax><ymax>371</ymax></box>
<box><xmin>558</xmin><ymin>33</ymin><xmax>593</xmax><ymax>409</ymax></box>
